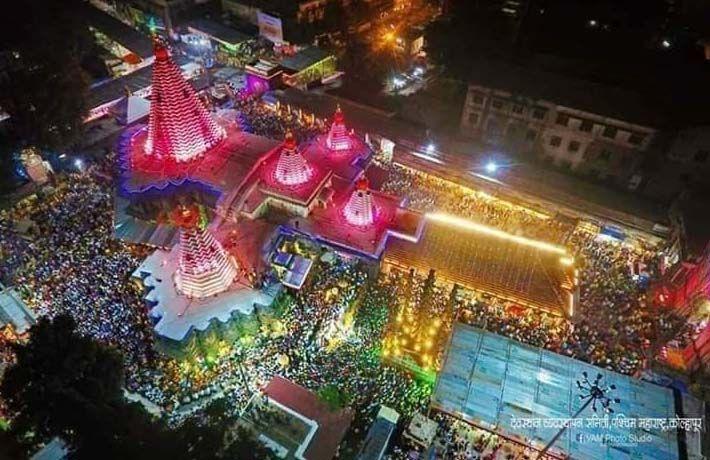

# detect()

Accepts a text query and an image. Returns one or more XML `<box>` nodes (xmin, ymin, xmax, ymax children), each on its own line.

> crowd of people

<box><xmin>0</xmin><ymin>173</ymin><xmax>156</xmax><ymax>378</ymax></box>
<box><xmin>0</xmin><ymin>98</ymin><xmax>697</xmax><ymax>459</ymax></box>
<box><xmin>379</xmin><ymin>162</ymin><xmax>572</xmax><ymax>244</ymax></box>
<box><xmin>234</xmin><ymin>97</ymin><xmax>327</xmax><ymax>142</ymax></box>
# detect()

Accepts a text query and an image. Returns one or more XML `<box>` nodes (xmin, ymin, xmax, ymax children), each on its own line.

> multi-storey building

<box><xmin>644</xmin><ymin>125</ymin><xmax>710</xmax><ymax>199</ymax></box>
<box><xmin>459</xmin><ymin>62</ymin><xmax>660</xmax><ymax>186</ymax></box>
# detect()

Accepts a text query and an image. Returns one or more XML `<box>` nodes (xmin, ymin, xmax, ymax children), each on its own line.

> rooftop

<box><xmin>280</xmin><ymin>47</ymin><xmax>333</xmax><ymax>72</ymax></box>
<box><xmin>0</xmin><ymin>285</ymin><xmax>36</xmax><ymax>334</ymax></box>
<box><xmin>82</xmin><ymin>4</ymin><xmax>153</xmax><ymax>59</ymax></box>
<box><xmin>253</xmin><ymin>376</ymin><xmax>353</xmax><ymax>460</ymax></box>
<box><xmin>132</xmin><ymin>219</ymin><xmax>279</xmax><ymax>343</ymax></box>
<box><xmin>118</xmin><ymin>115</ymin><xmax>280</xmax><ymax>196</ymax></box>
<box><xmin>186</xmin><ymin>18</ymin><xmax>251</xmax><ymax>46</ymax></box>
<box><xmin>384</xmin><ymin>214</ymin><xmax>576</xmax><ymax>315</ymax></box>
<box><xmin>432</xmin><ymin>324</ymin><xmax>681</xmax><ymax>460</ymax></box>
<box><xmin>290</xmin><ymin>177</ymin><xmax>425</xmax><ymax>258</ymax></box>
<box><xmin>88</xmin><ymin>56</ymin><xmax>202</xmax><ymax>109</ymax></box>
<box><xmin>467</xmin><ymin>58</ymin><xmax>666</xmax><ymax>128</ymax></box>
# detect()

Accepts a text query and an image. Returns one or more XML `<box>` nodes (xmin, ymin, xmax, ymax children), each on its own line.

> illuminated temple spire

<box><xmin>172</xmin><ymin>206</ymin><xmax>238</xmax><ymax>298</ymax></box>
<box><xmin>326</xmin><ymin>105</ymin><xmax>352</xmax><ymax>151</ymax></box>
<box><xmin>145</xmin><ymin>40</ymin><xmax>225</xmax><ymax>162</ymax></box>
<box><xmin>344</xmin><ymin>177</ymin><xmax>375</xmax><ymax>226</ymax></box>
<box><xmin>275</xmin><ymin>131</ymin><xmax>313</xmax><ymax>186</ymax></box>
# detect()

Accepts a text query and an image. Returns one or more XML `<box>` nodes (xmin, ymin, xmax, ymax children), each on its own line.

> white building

<box><xmin>459</xmin><ymin>62</ymin><xmax>660</xmax><ymax>185</ymax></box>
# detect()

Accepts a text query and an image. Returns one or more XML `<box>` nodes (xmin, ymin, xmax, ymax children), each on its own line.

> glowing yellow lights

<box><xmin>425</xmin><ymin>212</ymin><xmax>569</xmax><ymax>255</ymax></box>
<box><xmin>433</xmin><ymin>318</ymin><xmax>441</xmax><ymax>327</ymax></box>
<box><xmin>425</xmin><ymin>339</ymin><xmax>433</xmax><ymax>349</ymax></box>
<box><xmin>560</xmin><ymin>256</ymin><xmax>574</xmax><ymax>266</ymax></box>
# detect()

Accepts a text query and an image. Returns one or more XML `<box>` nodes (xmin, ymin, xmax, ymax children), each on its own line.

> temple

<box><xmin>145</xmin><ymin>40</ymin><xmax>224</xmax><ymax>163</ymax></box>
<box><xmin>274</xmin><ymin>132</ymin><xmax>313</xmax><ymax>186</ymax></box>
<box><xmin>115</xmin><ymin>50</ymin><xmax>573</xmax><ymax>355</ymax></box>
<box><xmin>117</xmin><ymin>47</ymin><xmax>423</xmax><ymax>351</ymax></box>
<box><xmin>172</xmin><ymin>206</ymin><xmax>238</xmax><ymax>299</ymax></box>
<box><xmin>343</xmin><ymin>178</ymin><xmax>375</xmax><ymax>227</ymax></box>
<box><xmin>326</xmin><ymin>105</ymin><xmax>352</xmax><ymax>151</ymax></box>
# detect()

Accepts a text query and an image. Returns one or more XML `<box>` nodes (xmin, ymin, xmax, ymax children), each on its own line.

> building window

<box><xmin>491</xmin><ymin>99</ymin><xmax>504</xmax><ymax>110</ymax></box>
<box><xmin>556</xmin><ymin>113</ymin><xmax>569</xmax><ymax>126</ymax></box>
<box><xmin>487</xmin><ymin>119</ymin><xmax>501</xmax><ymax>137</ymax></box>
<box><xmin>472</xmin><ymin>93</ymin><xmax>485</xmax><ymax>105</ymax></box>
<box><xmin>468</xmin><ymin>112</ymin><xmax>479</xmax><ymax>125</ymax></box>
<box><xmin>694</xmin><ymin>150</ymin><xmax>709</xmax><ymax>163</ymax></box>
<box><xmin>526</xmin><ymin>130</ymin><xmax>537</xmax><ymax>141</ymax></box>
<box><xmin>549</xmin><ymin>136</ymin><xmax>562</xmax><ymax>147</ymax></box>
<box><xmin>579</xmin><ymin>120</ymin><xmax>593</xmax><ymax>132</ymax></box>
<box><xmin>512</xmin><ymin>104</ymin><xmax>524</xmax><ymax>114</ymax></box>
<box><xmin>599</xmin><ymin>149</ymin><xmax>612</xmax><ymax>161</ymax></box>
<box><xmin>568</xmin><ymin>140</ymin><xmax>581</xmax><ymax>152</ymax></box>
<box><xmin>628</xmin><ymin>133</ymin><xmax>645</xmax><ymax>145</ymax></box>
<box><xmin>602</xmin><ymin>126</ymin><xmax>617</xmax><ymax>139</ymax></box>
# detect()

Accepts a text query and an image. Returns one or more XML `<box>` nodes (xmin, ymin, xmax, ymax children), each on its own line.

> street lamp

<box><xmin>485</xmin><ymin>161</ymin><xmax>498</xmax><ymax>174</ymax></box>
<box><xmin>537</xmin><ymin>371</ymin><xmax>619</xmax><ymax>459</ymax></box>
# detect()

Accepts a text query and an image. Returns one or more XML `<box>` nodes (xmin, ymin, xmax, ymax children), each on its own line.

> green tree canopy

<box><xmin>1</xmin><ymin>315</ymin><xmax>272</xmax><ymax>460</ymax></box>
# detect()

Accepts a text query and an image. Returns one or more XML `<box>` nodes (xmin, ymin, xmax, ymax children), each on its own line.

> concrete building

<box><xmin>459</xmin><ymin>61</ymin><xmax>660</xmax><ymax>187</ymax></box>
<box><xmin>644</xmin><ymin>125</ymin><xmax>710</xmax><ymax>199</ymax></box>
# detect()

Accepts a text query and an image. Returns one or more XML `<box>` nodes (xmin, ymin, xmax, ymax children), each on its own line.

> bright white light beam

<box><xmin>425</xmin><ymin>212</ymin><xmax>569</xmax><ymax>254</ymax></box>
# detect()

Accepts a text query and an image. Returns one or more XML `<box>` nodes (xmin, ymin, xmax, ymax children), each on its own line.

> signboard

<box><xmin>257</xmin><ymin>11</ymin><xmax>283</xmax><ymax>43</ymax></box>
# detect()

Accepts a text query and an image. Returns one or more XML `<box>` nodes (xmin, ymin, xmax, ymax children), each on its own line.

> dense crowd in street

<box><xmin>379</xmin><ymin>162</ymin><xmax>572</xmax><ymax>244</ymax></box>
<box><xmin>374</xmin><ymin>159</ymin><xmax>692</xmax><ymax>376</ymax></box>
<box><xmin>0</xmin><ymin>172</ymin><xmax>156</xmax><ymax>376</ymax></box>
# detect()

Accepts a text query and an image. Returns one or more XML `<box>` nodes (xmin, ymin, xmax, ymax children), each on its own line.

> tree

<box><xmin>1</xmin><ymin>315</ymin><xmax>125</xmax><ymax>450</ymax></box>
<box><xmin>0</xmin><ymin>0</ymin><xmax>93</xmax><ymax>153</ymax></box>
<box><xmin>1</xmin><ymin>315</ymin><xmax>272</xmax><ymax>460</ymax></box>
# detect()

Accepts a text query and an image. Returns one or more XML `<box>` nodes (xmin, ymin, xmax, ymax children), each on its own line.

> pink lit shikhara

<box><xmin>145</xmin><ymin>40</ymin><xmax>225</xmax><ymax>163</ymax></box>
<box><xmin>344</xmin><ymin>178</ymin><xmax>376</xmax><ymax>227</ymax></box>
<box><xmin>275</xmin><ymin>131</ymin><xmax>313</xmax><ymax>186</ymax></box>
<box><xmin>326</xmin><ymin>105</ymin><xmax>353</xmax><ymax>151</ymax></box>
<box><xmin>172</xmin><ymin>206</ymin><xmax>238</xmax><ymax>299</ymax></box>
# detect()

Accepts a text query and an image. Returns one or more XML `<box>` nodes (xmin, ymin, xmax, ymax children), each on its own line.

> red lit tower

<box><xmin>343</xmin><ymin>177</ymin><xmax>375</xmax><ymax>226</ymax></box>
<box><xmin>326</xmin><ymin>105</ymin><xmax>352</xmax><ymax>151</ymax></box>
<box><xmin>275</xmin><ymin>131</ymin><xmax>313</xmax><ymax>186</ymax></box>
<box><xmin>145</xmin><ymin>40</ymin><xmax>225</xmax><ymax>163</ymax></box>
<box><xmin>171</xmin><ymin>206</ymin><xmax>238</xmax><ymax>298</ymax></box>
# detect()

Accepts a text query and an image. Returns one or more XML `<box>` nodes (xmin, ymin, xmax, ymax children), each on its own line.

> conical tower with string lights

<box><xmin>343</xmin><ymin>177</ymin><xmax>375</xmax><ymax>226</ymax></box>
<box><xmin>146</xmin><ymin>39</ymin><xmax>225</xmax><ymax>163</ymax></box>
<box><xmin>171</xmin><ymin>205</ymin><xmax>238</xmax><ymax>298</ymax></box>
<box><xmin>275</xmin><ymin>131</ymin><xmax>313</xmax><ymax>186</ymax></box>
<box><xmin>326</xmin><ymin>105</ymin><xmax>352</xmax><ymax>151</ymax></box>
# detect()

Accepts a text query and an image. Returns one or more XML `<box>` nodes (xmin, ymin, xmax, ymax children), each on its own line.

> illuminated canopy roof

<box><xmin>433</xmin><ymin>324</ymin><xmax>680</xmax><ymax>460</ymax></box>
<box><xmin>384</xmin><ymin>214</ymin><xmax>577</xmax><ymax>316</ymax></box>
<box><xmin>146</xmin><ymin>40</ymin><xmax>225</xmax><ymax>162</ymax></box>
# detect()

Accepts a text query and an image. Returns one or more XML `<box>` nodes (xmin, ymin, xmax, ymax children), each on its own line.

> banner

<box><xmin>257</xmin><ymin>11</ymin><xmax>283</xmax><ymax>43</ymax></box>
